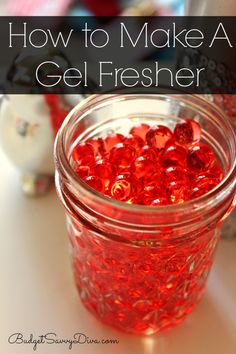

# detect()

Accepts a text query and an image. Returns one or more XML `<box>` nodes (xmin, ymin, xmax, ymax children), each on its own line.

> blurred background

<box><xmin>0</xmin><ymin>0</ymin><xmax>184</xmax><ymax>16</ymax></box>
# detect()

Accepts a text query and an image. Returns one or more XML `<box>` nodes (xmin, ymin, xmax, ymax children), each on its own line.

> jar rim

<box><xmin>55</xmin><ymin>93</ymin><xmax>236</xmax><ymax>219</ymax></box>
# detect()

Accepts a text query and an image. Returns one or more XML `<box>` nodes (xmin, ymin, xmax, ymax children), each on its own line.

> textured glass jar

<box><xmin>54</xmin><ymin>94</ymin><xmax>236</xmax><ymax>335</ymax></box>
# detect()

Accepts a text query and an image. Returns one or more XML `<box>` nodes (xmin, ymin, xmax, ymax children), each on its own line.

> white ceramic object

<box><xmin>0</xmin><ymin>94</ymin><xmax>76</xmax><ymax>196</ymax></box>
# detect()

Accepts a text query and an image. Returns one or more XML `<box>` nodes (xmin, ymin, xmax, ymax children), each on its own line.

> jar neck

<box><xmin>54</xmin><ymin>94</ymin><xmax>236</xmax><ymax>240</ymax></box>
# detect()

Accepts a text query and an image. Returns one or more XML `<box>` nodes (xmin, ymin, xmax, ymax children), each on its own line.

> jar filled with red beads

<box><xmin>54</xmin><ymin>94</ymin><xmax>236</xmax><ymax>335</ymax></box>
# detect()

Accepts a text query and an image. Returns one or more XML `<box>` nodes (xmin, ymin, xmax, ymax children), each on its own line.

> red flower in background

<box><xmin>81</xmin><ymin>0</ymin><xmax>121</xmax><ymax>16</ymax></box>
<box><xmin>44</xmin><ymin>94</ymin><xmax>69</xmax><ymax>137</ymax></box>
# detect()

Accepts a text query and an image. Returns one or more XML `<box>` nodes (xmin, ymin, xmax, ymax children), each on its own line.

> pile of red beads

<box><xmin>71</xmin><ymin>119</ymin><xmax>223</xmax><ymax>205</ymax></box>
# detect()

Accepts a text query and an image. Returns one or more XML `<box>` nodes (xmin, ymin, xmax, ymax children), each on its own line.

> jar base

<box><xmin>76</xmin><ymin>287</ymin><xmax>204</xmax><ymax>335</ymax></box>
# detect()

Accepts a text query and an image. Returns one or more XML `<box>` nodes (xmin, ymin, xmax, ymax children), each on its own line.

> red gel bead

<box><xmin>84</xmin><ymin>175</ymin><xmax>104</xmax><ymax>193</ymax></box>
<box><xmin>164</xmin><ymin>165</ymin><xmax>188</xmax><ymax>183</ymax></box>
<box><xmin>91</xmin><ymin>159</ymin><xmax>114</xmax><ymax>188</ymax></box>
<box><xmin>87</xmin><ymin>137</ymin><xmax>106</xmax><ymax>156</ymax></box>
<box><xmin>190</xmin><ymin>171</ymin><xmax>221</xmax><ymax>198</ymax></box>
<box><xmin>123</xmin><ymin>134</ymin><xmax>145</xmax><ymax>150</ymax></box>
<box><xmin>209</xmin><ymin>162</ymin><xmax>224</xmax><ymax>180</ymax></box>
<box><xmin>131</xmin><ymin>156</ymin><xmax>155</xmax><ymax>179</ymax></box>
<box><xmin>150</xmin><ymin>197</ymin><xmax>169</xmax><ymax>206</ymax></box>
<box><xmin>190</xmin><ymin>186</ymin><xmax>205</xmax><ymax>199</ymax></box>
<box><xmin>105</xmin><ymin>133</ymin><xmax>125</xmax><ymax>152</ymax></box>
<box><xmin>72</xmin><ymin>142</ymin><xmax>95</xmax><ymax>166</ymax></box>
<box><xmin>174</xmin><ymin>119</ymin><xmax>201</xmax><ymax>146</ymax></box>
<box><xmin>129</xmin><ymin>123</ymin><xmax>150</xmax><ymax>140</ymax></box>
<box><xmin>146</xmin><ymin>125</ymin><xmax>173</xmax><ymax>150</ymax></box>
<box><xmin>140</xmin><ymin>145</ymin><xmax>159</xmax><ymax>161</ymax></box>
<box><xmin>145</xmin><ymin>169</ymin><xmax>163</xmax><ymax>188</ymax></box>
<box><xmin>109</xmin><ymin>173</ymin><xmax>141</xmax><ymax>201</ymax></box>
<box><xmin>144</xmin><ymin>182</ymin><xmax>163</xmax><ymax>194</ymax></box>
<box><xmin>164</xmin><ymin>165</ymin><xmax>189</xmax><ymax>203</ymax></box>
<box><xmin>166</xmin><ymin>180</ymin><xmax>189</xmax><ymax>203</ymax></box>
<box><xmin>140</xmin><ymin>185</ymin><xmax>164</xmax><ymax>205</ymax></box>
<box><xmin>75</xmin><ymin>165</ymin><xmax>90</xmax><ymax>178</ymax></box>
<box><xmin>191</xmin><ymin>167</ymin><xmax>223</xmax><ymax>199</ymax></box>
<box><xmin>191</xmin><ymin>173</ymin><xmax>220</xmax><ymax>198</ymax></box>
<box><xmin>194</xmin><ymin>172</ymin><xmax>220</xmax><ymax>187</ymax></box>
<box><xmin>187</xmin><ymin>144</ymin><xmax>216</xmax><ymax>173</ymax></box>
<box><xmin>126</xmin><ymin>197</ymin><xmax>139</xmax><ymax>205</ymax></box>
<box><xmin>109</xmin><ymin>143</ymin><xmax>136</xmax><ymax>168</ymax></box>
<box><xmin>160</xmin><ymin>143</ymin><xmax>187</xmax><ymax>168</ymax></box>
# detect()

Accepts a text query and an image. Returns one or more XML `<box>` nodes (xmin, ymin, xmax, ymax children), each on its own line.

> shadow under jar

<box><xmin>54</xmin><ymin>94</ymin><xmax>236</xmax><ymax>335</ymax></box>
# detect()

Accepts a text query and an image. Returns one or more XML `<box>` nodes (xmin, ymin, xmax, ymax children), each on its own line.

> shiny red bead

<box><xmin>174</xmin><ymin>119</ymin><xmax>201</xmax><ymax>146</ymax></box>
<box><xmin>164</xmin><ymin>165</ymin><xmax>189</xmax><ymax>203</ymax></box>
<box><xmin>166</xmin><ymin>180</ymin><xmax>189</xmax><ymax>204</ymax></box>
<box><xmin>91</xmin><ymin>159</ymin><xmax>114</xmax><ymax>188</ymax></box>
<box><xmin>146</xmin><ymin>125</ymin><xmax>173</xmax><ymax>150</ymax></box>
<box><xmin>164</xmin><ymin>166</ymin><xmax>188</xmax><ymax>183</ymax></box>
<box><xmin>131</xmin><ymin>156</ymin><xmax>155</xmax><ymax>179</ymax></box>
<box><xmin>104</xmin><ymin>133</ymin><xmax>125</xmax><ymax>152</ymax></box>
<box><xmin>126</xmin><ymin>196</ymin><xmax>139</xmax><ymax>205</ymax></box>
<box><xmin>187</xmin><ymin>144</ymin><xmax>215</xmax><ymax>173</ymax></box>
<box><xmin>139</xmin><ymin>184</ymin><xmax>164</xmax><ymax>205</ymax></box>
<box><xmin>109</xmin><ymin>173</ymin><xmax>141</xmax><ymax>201</ymax></box>
<box><xmin>209</xmin><ymin>162</ymin><xmax>224</xmax><ymax>180</ymax></box>
<box><xmin>130</xmin><ymin>123</ymin><xmax>150</xmax><ymax>140</ymax></box>
<box><xmin>190</xmin><ymin>186</ymin><xmax>205</xmax><ymax>199</ymax></box>
<box><xmin>160</xmin><ymin>143</ymin><xmax>187</xmax><ymax>168</ymax></box>
<box><xmin>150</xmin><ymin>197</ymin><xmax>169</xmax><ymax>206</ymax></box>
<box><xmin>140</xmin><ymin>145</ymin><xmax>159</xmax><ymax>161</ymax></box>
<box><xmin>87</xmin><ymin>136</ymin><xmax>106</xmax><ymax>155</ymax></box>
<box><xmin>191</xmin><ymin>172</ymin><xmax>220</xmax><ymax>198</ymax></box>
<box><xmin>72</xmin><ymin>142</ymin><xmax>95</xmax><ymax>166</ymax></box>
<box><xmin>190</xmin><ymin>174</ymin><xmax>220</xmax><ymax>198</ymax></box>
<box><xmin>109</xmin><ymin>143</ymin><xmax>136</xmax><ymax>168</ymax></box>
<box><xmin>194</xmin><ymin>172</ymin><xmax>220</xmax><ymax>187</ymax></box>
<box><xmin>75</xmin><ymin>165</ymin><xmax>91</xmax><ymax>178</ymax></box>
<box><xmin>123</xmin><ymin>134</ymin><xmax>145</xmax><ymax>150</ymax></box>
<box><xmin>84</xmin><ymin>175</ymin><xmax>104</xmax><ymax>193</ymax></box>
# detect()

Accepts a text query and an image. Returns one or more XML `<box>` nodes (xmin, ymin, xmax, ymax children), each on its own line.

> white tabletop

<box><xmin>0</xmin><ymin>148</ymin><xmax>236</xmax><ymax>354</ymax></box>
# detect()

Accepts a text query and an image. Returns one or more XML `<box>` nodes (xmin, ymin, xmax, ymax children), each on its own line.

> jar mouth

<box><xmin>55</xmin><ymin>93</ymin><xmax>236</xmax><ymax>219</ymax></box>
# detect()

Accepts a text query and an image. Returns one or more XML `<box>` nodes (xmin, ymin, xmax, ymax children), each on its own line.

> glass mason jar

<box><xmin>54</xmin><ymin>94</ymin><xmax>236</xmax><ymax>335</ymax></box>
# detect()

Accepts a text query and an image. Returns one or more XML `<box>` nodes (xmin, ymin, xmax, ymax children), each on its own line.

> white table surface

<box><xmin>0</xmin><ymin>148</ymin><xmax>236</xmax><ymax>354</ymax></box>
